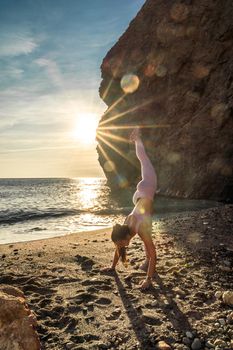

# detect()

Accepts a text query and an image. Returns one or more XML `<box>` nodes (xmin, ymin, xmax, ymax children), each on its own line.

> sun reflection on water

<box><xmin>77</xmin><ymin>178</ymin><xmax>100</xmax><ymax>209</ymax></box>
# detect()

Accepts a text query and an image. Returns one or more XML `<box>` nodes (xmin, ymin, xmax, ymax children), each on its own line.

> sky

<box><xmin>0</xmin><ymin>0</ymin><xmax>145</xmax><ymax>178</ymax></box>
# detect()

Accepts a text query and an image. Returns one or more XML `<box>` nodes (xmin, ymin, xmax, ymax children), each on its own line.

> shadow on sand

<box><xmin>110</xmin><ymin>271</ymin><xmax>193</xmax><ymax>349</ymax></box>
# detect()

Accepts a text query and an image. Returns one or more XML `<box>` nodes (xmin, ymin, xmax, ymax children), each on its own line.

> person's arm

<box><xmin>111</xmin><ymin>248</ymin><xmax>120</xmax><ymax>269</ymax></box>
<box><xmin>102</xmin><ymin>248</ymin><xmax>119</xmax><ymax>271</ymax></box>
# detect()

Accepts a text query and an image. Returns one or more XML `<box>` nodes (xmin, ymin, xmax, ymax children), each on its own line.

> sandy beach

<box><xmin>0</xmin><ymin>205</ymin><xmax>233</xmax><ymax>350</ymax></box>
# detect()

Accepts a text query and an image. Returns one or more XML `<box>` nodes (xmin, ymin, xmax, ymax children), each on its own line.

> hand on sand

<box><xmin>139</xmin><ymin>278</ymin><xmax>152</xmax><ymax>290</ymax></box>
<box><xmin>130</xmin><ymin>127</ymin><xmax>141</xmax><ymax>142</ymax></box>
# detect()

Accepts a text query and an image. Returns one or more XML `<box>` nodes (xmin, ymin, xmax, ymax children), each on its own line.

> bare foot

<box><xmin>130</xmin><ymin>127</ymin><xmax>141</xmax><ymax>142</ymax></box>
<box><xmin>139</xmin><ymin>278</ymin><xmax>152</xmax><ymax>290</ymax></box>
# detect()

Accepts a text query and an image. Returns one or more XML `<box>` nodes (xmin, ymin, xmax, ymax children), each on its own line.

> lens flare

<box><xmin>156</xmin><ymin>65</ymin><xmax>167</xmax><ymax>77</ymax></box>
<box><xmin>117</xmin><ymin>175</ymin><xmax>129</xmax><ymax>189</ymax></box>
<box><xmin>104</xmin><ymin>160</ymin><xmax>115</xmax><ymax>172</ymax></box>
<box><xmin>120</xmin><ymin>74</ymin><xmax>140</xmax><ymax>94</ymax></box>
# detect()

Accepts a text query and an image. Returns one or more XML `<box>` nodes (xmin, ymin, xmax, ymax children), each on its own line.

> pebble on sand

<box><xmin>214</xmin><ymin>291</ymin><xmax>222</xmax><ymax>299</ymax></box>
<box><xmin>191</xmin><ymin>338</ymin><xmax>202</xmax><ymax>350</ymax></box>
<box><xmin>186</xmin><ymin>331</ymin><xmax>194</xmax><ymax>339</ymax></box>
<box><xmin>222</xmin><ymin>291</ymin><xmax>233</xmax><ymax>306</ymax></box>
<box><xmin>155</xmin><ymin>340</ymin><xmax>171</xmax><ymax>350</ymax></box>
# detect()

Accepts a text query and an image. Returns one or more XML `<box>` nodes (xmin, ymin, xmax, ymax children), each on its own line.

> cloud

<box><xmin>0</xmin><ymin>85</ymin><xmax>104</xmax><ymax>135</ymax></box>
<box><xmin>35</xmin><ymin>57</ymin><xmax>63</xmax><ymax>86</ymax></box>
<box><xmin>0</xmin><ymin>65</ymin><xmax>24</xmax><ymax>79</ymax></box>
<box><xmin>0</xmin><ymin>30</ymin><xmax>37</xmax><ymax>57</ymax></box>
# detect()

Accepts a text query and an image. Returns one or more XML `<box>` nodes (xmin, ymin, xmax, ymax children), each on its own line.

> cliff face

<box><xmin>97</xmin><ymin>0</ymin><xmax>233</xmax><ymax>201</ymax></box>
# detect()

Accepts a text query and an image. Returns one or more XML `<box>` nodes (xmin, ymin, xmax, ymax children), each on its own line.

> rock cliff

<box><xmin>97</xmin><ymin>0</ymin><xmax>233</xmax><ymax>201</ymax></box>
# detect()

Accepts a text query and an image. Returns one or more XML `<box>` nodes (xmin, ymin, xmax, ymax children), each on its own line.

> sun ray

<box><xmin>97</xmin><ymin>143</ymin><xmax>117</xmax><ymax>174</ymax></box>
<box><xmin>98</xmin><ymin>123</ymin><xmax>170</xmax><ymax>131</ymax></box>
<box><xmin>102</xmin><ymin>77</ymin><xmax>115</xmax><ymax>101</ymax></box>
<box><xmin>97</xmin><ymin>130</ymin><xmax>129</xmax><ymax>144</ymax></box>
<box><xmin>101</xmin><ymin>93</ymin><xmax>127</xmax><ymax>122</ymax></box>
<box><xmin>97</xmin><ymin>143</ymin><xmax>111</xmax><ymax>163</ymax></box>
<box><xmin>97</xmin><ymin>134</ymin><xmax>138</xmax><ymax>169</ymax></box>
<box><xmin>99</xmin><ymin>97</ymin><xmax>155</xmax><ymax>126</ymax></box>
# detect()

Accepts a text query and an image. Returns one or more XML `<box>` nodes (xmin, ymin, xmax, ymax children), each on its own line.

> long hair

<box><xmin>111</xmin><ymin>224</ymin><xmax>130</xmax><ymax>267</ymax></box>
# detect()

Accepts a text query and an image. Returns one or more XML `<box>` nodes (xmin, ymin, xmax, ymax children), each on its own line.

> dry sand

<box><xmin>0</xmin><ymin>205</ymin><xmax>232</xmax><ymax>350</ymax></box>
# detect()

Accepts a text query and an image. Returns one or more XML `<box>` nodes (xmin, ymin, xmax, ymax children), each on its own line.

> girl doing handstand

<box><xmin>105</xmin><ymin>128</ymin><xmax>157</xmax><ymax>290</ymax></box>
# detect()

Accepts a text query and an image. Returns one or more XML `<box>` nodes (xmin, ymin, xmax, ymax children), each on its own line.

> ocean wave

<box><xmin>0</xmin><ymin>206</ymin><xmax>129</xmax><ymax>225</ymax></box>
<box><xmin>0</xmin><ymin>209</ymin><xmax>83</xmax><ymax>225</ymax></box>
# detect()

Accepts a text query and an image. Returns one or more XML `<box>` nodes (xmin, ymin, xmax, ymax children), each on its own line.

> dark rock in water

<box><xmin>97</xmin><ymin>0</ymin><xmax>233</xmax><ymax>202</ymax></box>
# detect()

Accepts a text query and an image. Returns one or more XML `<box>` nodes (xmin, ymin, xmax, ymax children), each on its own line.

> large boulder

<box><xmin>97</xmin><ymin>0</ymin><xmax>233</xmax><ymax>201</ymax></box>
<box><xmin>0</xmin><ymin>285</ymin><xmax>40</xmax><ymax>350</ymax></box>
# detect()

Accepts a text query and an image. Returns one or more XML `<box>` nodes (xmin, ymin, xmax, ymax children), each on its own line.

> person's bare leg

<box><xmin>139</xmin><ymin>242</ymin><xmax>149</xmax><ymax>271</ymax></box>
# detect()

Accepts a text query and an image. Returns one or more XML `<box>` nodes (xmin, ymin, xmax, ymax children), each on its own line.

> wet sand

<box><xmin>0</xmin><ymin>205</ymin><xmax>232</xmax><ymax>350</ymax></box>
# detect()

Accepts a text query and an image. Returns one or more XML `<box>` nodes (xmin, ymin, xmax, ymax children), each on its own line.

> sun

<box><xmin>73</xmin><ymin>112</ymin><xmax>99</xmax><ymax>145</ymax></box>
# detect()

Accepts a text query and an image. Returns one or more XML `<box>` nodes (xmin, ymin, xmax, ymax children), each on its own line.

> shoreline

<box><xmin>0</xmin><ymin>225</ymin><xmax>112</xmax><ymax>246</ymax></box>
<box><xmin>0</xmin><ymin>200</ymin><xmax>223</xmax><ymax>246</ymax></box>
<box><xmin>0</xmin><ymin>204</ymin><xmax>232</xmax><ymax>349</ymax></box>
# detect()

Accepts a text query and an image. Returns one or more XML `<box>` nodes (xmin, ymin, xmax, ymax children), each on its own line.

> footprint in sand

<box><xmin>95</xmin><ymin>297</ymin><xmax>112</xmax><ymax>306</ymax></box>
<box><xmin>38</xmin><ymin>298</ymin><xmax>52</xmax><ymax>308</ymax></box>
<box><xmin>0</xmin><ymin>274</ymin><xmax>56</xmax><ymax>295</ymax></box>
<box><xmin>67</xmin><ymin>304</ymin><xmax>83</xmax><ymax>313</ymax></box>
<box><xmin>81</xmin><ymin>277</ymin><xmax>113</xmax><ymax>291</ymax></box>
<box><xmin>105</xmin><ymin>309</ymin><xmax>121</xmax><ymax>320</ymax></box>
<box><xmin>75</xmin><ymin>254</ymin><xmax>95</xmax><ymax>271</ymax></box>
<box><xmin>22</xmin><ymin>283</ymin><xmax>56</xmax><ymax>295</ymax></box>
<box><xmin>0</xmin><ymin>273</ymin><xmax>19</xmax><ymax>284</ymax></box>
<box><xmin>73</xmin><ymin>291</ymin><xmax>97</xmax><ymax>305</ymax></box>
<box><xmin>85</xmin><ymin>286</ymin><xmax>99</xmax><ymax>293</ymax></box>
<box><xmin>64</xmin><ymin>317</ymin><xmax>79</xmax><ymax>332</ymax></box>
<box><xmin>70</xmin><ymin>333</ymin><xmax>100</xmax><ymax>343</ymax></box>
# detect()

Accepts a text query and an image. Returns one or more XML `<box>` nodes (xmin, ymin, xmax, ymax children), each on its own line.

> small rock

<box><xmin>2</xmin><ymin>254</ymin><xmax>6</xmax><ymax>259</ymax></box>
<box><xmin>215</xmin><ymin>291</ymin><xmax>222</xmax><ymax>299</ymax></box>
<box><xmin>183</xmin><ymin>337</ymin><xmax>191</xmax><ymax>346</ymax></box>
<box><xmin>218</xmin><ymin>318</ymin><xmax>225</xmax><ymax>326</ymax></box>
<box><xmin>222</xmin><ymin>291</ymin><xmax>233</xmax><ymax>306</ymax></box>
<box><xmin>142</xmin><ymin>312</ymin><xmax>162</xmax><ymax>325</ymax></box>
<box><xmin>219</xmin><ymin>265</ymin><xmax>231</xmax><ymax>272</ymax></box>
<box><xmin>174</xmin><ymin>344</ymin><xmax>189</xmax><ymax>350</ymax></box>
<box><xmin>226</xmin><ymin>311</ymin><xmax>233</xmax><ymax>324</ymax></box>
<box><xmin>191</xmin><ymin>338</ymin><xmax>202</xmax><ymax>350</ymax></box>
<box><xmin>66</xmin><ymin>342</ymin><xmax>74</xmax><ymax>349</ymax></box>
<box><xmin>223</xmin><ymin>260</ymin><xmax>231</xmax><ymax>266</ymax></box>
<box><xmin>186</xmin><ymin>331</ymin><xmax>194</xmax><ymax>339</ymax></box>
<box><xmin>155</xmin><ymin>341</ymin><xmax>171</xmax><ymax>350</ymax></box>
<box><xmin>213</xmin><ymin>339</ymin><xmax>227</xmax><ymax>348</ymax></box>
<box><xmin>205</xmin><ymin>341</ymin><xmax>214</xmax><ymax>348</ymax></box>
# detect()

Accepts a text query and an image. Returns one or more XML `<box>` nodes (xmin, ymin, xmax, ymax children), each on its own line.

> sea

<box><xmin>0</xmin><ymin>177</ymin><xmax>222</xmax><ymax>245</ymax></box>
